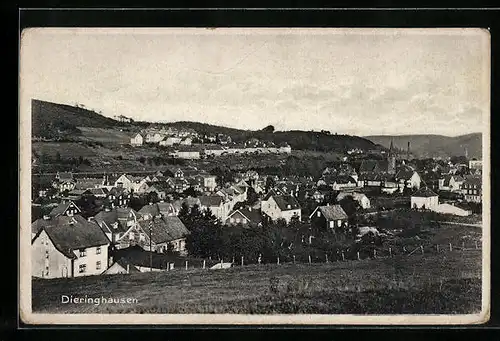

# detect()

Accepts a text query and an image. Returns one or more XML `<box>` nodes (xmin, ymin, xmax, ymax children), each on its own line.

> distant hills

<box><xmin>365</xmin><ymin>133</ymin><xmax>482</xmax><ymax>159</ymax></box>
<box><xmin>31</xmin><ymin>99</ymin><xmax>381</xmax><ymax>153</ymax></box>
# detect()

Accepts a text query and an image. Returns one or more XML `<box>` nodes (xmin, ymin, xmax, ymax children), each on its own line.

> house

<box><xmin>31</xmin><ymin>215</ymin><xmax>110</xmax><ymax>279</ymax></box>
<box><xmin>101</xmin><ymin>257</ymin><xmax>141</xmax><ymax>275</ymax></box>
<box><xmin>395</xmin><ymin>168</ymin><xmax>421</xmax><ymax>190</ymax></box>
<box><xmin>317</xmin><ymin>175</ymin><xmax>358</xmax><ymax>191</ymax></box>
<box><xmin>309</xmin><ymin>204</ymin><xmax>348</xmax><ymax>231</ymax></box>
<box><xmin>261</xmin><ymin>194</ymin><xmax>301</xmax><ymax>223</ymax></box>
<box><xmin>74</xmin><ymin>177</ymin><xmax>106</xmax><ymax>190</ymax></box>
<box><xmin>48</xmin><ymin>200</ymin><xmax>81</xmax><ymax>218</ymax></box>
<box><xmin>52</xmin><ymin>172</ymin><xmax>76</xmax><ymax>192</ymax></box>
<box><xmin>469</xmin><ymin>159</ymin><xmax>482</xmax><ymax>172</ymax></box>
<box><xmin>93</xmin><ymin>207</ymin><xmax>140</xmax><ymax>246</ymax></box>
<box><xmin>82</xmin><ymin>187</ymin><xmax>109</xmax><ymax>198</ymax></box>
<box><xmin>225</xmin><ymin>207</ymin><xmax>263</xmax><ymax>227</ymax></box>
<box><xmin>461</xmin><ymin>176</ymin><xmax>482</xmax><ymax>203</ymax></box>
<box><xmin>410</xmin><ymin>187</ymin><xmax>439</xmax><ymax>210</ymax></box>
<box><xmin>159</xmin><ymin>136</ymin><xmax>182</xmax><ymax>146</ymax></box>
<box><xmin>137</xmin><ymin>201</ymin><xmax>178</xmax><ymax>219</ymax></box>
<box><xmin>199</xmin><ymin>195</ymin><xmax>230</xmax><ymax>221</ymax></box>
<box><xmin>105</xmin><ymin>187</ymin><xmax>131</xmax><ymax>208</ymax></box>
<box><xmin>130</xmin><ymin>133</ymin><xmax>143</xmax><ymax>146</ymax></box>
<box><xmin>172</xmin><ymin>146</ymin><xmax>202</xmax><ymax>159</ymax></box>
<box><xmin>438</xmin><ymin>175</ymin><xmax>465</xmax><ymax>192</ymax></box>
<box><xmin>203</xmin><ymin>144</ymin><xmax>226</xmax><ymax>157</ymax></box>
<box><xmin>166</xmin><ymin>177</ymin><xmax>189</xmax><ymax>193</ymax></box>
<box><xmin>137</xmin><ymin>215</ymin><xmax>191</xmax><ymax>254</ymax></box>
<box><xmin>114</xmin><ymin>174</ymin><xmax>141</xmax><ymax>192</ymax></box>
<box><xmin>180</xmin><ymin>137</ymin><xmax>192</xmax><ymax>145</ymax></box>
<box><xmin>336</xmin><ymin>192</ymin><xmax>371</xmax><ymax>209</ymax></box>
<box><xmin>144</xmin><ymin>182</ymin><xmax>169</xmax><ymax>200</ymax></box>
<box><xmin>197</xmin><ymin>173</ymin><xmax>217</xmax><ymax>192</ymax></box>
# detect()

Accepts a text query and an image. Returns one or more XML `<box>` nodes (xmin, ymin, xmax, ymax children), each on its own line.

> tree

<box><xmin>246</xmin><ymin>187</ymin><xmax>259</xmax><ymax>205</ymax></box>
<box><xmin>265</xmin><ymin>176</ymin><xmax>276</xmax><ymax>193</ymax></box>
<box><xmin>262</xmin><ymin>125</ymin><xmax>275</xmax><ymax>133</ymax></box>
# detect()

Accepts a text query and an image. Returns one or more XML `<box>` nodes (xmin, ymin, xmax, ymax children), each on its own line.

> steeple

<box><xmin>389</xmin><ymin>138</ymin><xmax>394</xmax><ymax>155</ymax></box>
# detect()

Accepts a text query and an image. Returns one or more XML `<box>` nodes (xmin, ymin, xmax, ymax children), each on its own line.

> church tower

<box><xmin>387</xmin><ymin>138</ymin><xmax>396</xmax><ymax>174</ymax></box>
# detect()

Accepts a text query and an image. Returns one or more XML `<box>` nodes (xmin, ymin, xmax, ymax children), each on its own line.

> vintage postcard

<box><xmin>19</xmin><ymin>27</ymin><xmax>490</xmax><ymax>325</ymax></box>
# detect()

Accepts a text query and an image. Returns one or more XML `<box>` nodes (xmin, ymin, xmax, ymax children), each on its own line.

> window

<box><xmin>337</xmin><ymin>220</ymin><xmax>342</xmax><ymax>227</ymax></box>
<box><xmin>129</xmin><ymin>233</ymin><xmax>135</xmax><ymax>240</ymax></box>
<box><xmin>329</xmin><ymin>221</ymin><xmax>334</xmax><ymax>228</ymax></box>
<box><xmin>79</xmin><ymin>249</ymin><xmax>87</xmax><ymax>257</ymax></box>
<box><xmin>79</xmin><ymin>264</ymin><xmax>87</xmax><ymax>273</ymax></box>
<box><xmin>96</xmin><ymin>247</ymin><xmax>101</xmax><ymax>255</ymax></box>
<box><xmin>230</xmin><ymin>218</ymin><xmax>235</xmax><ymax>223</ymax></box>
<box><xmin>96</xmin><ymin>261</ymin><xmax>101</xmax><ymax>270</ymax></box>
<box><xmin>317</xmin><ymin>211</ymin><xmax>321</xmax><ymax>217</ymax></box>
<box><xmin>235</xmin><ymin>218</ymin><xmax>240</xmax><ymax>224</ymax></box>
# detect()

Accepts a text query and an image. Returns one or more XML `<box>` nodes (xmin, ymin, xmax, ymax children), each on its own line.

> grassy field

<box><xmin>77</xmin><ymin>127</ymin><xmax>132</xmax><ymax>144</ymax></box>
<box><xmin>32</xmin><ymin>250</ymin><xmax>482</xmax><ymax>314</ymax></box>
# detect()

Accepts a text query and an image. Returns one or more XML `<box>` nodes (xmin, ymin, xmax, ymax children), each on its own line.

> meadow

<box><xmin>32</xmin><ymin>250</ymin><xmax>482</xmax><ymax>314</ymax></box>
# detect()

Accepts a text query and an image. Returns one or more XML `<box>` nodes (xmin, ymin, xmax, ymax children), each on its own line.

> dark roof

<box><xmin>272</xmin><ymin>195</ymin><xmax>301</xmax><ymax>211</ymax></box>
<box><xmin>108</xmin><ymin>187</ymin><xmax>130</xmax><ymax>196</ymax></box>
<box><xmin>412</xmin><ymin>187</ymin><xmax>438</xmax><ymax>198</ymax></box>
<box><xmin>84</xmin><ymin>188</ymin><xmax>109</xmax><ymax>196</ymax></box>
<box><xmin>94</xmin><ymin>207</ymin><xmax>138</xmax><ymax>234</ymax></box>
<box><xmin>111</xmin><ymin>257</ymin><xmax>141</xmax><ymax>273</ymax></box>
<box><xmin>139</xmin><ymin>216</ymin><xmax>190</xmax><ymax>244</ymax></box>
<box><xmin>49</xmin><ymin>201</ymin><xmax>81</xmax><ymax>217</ymax></box>
<box><xmin>359</xmin><ymin>160</ymin><xmax>381</xmax><ymax>173</ymax></box>
<box><xmin>228</xmin><ymin>207</ymin><xmax>262</xmax><ymax>225</ymax></box>
<box><xmin>395</xmin><ymin>168</ymin><xmax>415</xmax><ymax>181</ymax></box>
<box><xmin>33</xmin><ymin>215</ymin><xmax>109</xmax><ymax>259</ymax></box>
<box><xmin>199</xmin><ymin>195</ymin><xmax>224</xmax><ymax>207</ymax></box>
<box><xmin>321</xmin><ymin>175</ymin><xmax>357</xmax><ymax>185</ymax></box>
<box><xmin>263</xmin><ymin>188</ymin><xmax>287</xmax><ymax>200</ymax></box>
<box><xmin>314</xmin><ymin>205</ymin><xmax>348</xmax><ymax>221</ymax></box>
<box><xmin>463</xmin><ymin>175</ymin><xmax>482</xmax><ymax>186</ymax></box>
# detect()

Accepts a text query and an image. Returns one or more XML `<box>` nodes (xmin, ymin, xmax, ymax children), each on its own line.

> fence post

<box><xmin>241</xmin><ymin>256</ymin><xmax>244</xmax><ymax>266</ymax></box>
<box><xmin>258</xmin><ymin>254</ymin><xmax>262</xmax><ymax>265</ymax></box>
<box><xmin>373</xmin><ymin>249</ymin><xmax>377</xmax><ymax>259</ymax></box>
<box><xmin>357</xmin><ymin>252</ymin><xmax>360</xmax><ymax>260</ymax></box>
<box><xmin>325</xmin><ymin>253</ymin><xmax>329</xmax><ymax>263</ymax></box>
<box><xmin>203</xmin><ymin>260</ymin><xmax>206</xmax><ymax>269</ymax></box>
<box><xmin>185</xmin><ymin>260</ymin><xmax>188</xmax><ymax>270</ymax></box>
<box><xmin>277</xmin><ymin>257</ymin><xmax>280</xmax><ymax>265</ymax></box>
<box><xmin>293</xmin><ymin>255</ymin><xmax>296</xmax><ymax>264</ymax></box>
<box><xmin>308</xmin><ymin>255</ymin><xmax>312</xmax><ymax>264</ymax></box>
<box><xmin>389</xmin><ymin>247</ymin><xmax>392</xmax><ymax>257</ymax></box>
<box><xmin>232</xmin><ymin>256</ymin><xmax>235</xmax><ymax>264</ymax></box>
<box><xmin>420</xmin><ymin>245</ymin><xmax>424</xmax><ymax>255</ymax></box>
<box><xmin>342</xmin><ymin>252</ymin><xmax>345</xmax><ymax>261</ymax></box>
<box><xmin>449</xmin><ymin>243</ymin><xmax>453</xmax><ymax>252</ymax></box>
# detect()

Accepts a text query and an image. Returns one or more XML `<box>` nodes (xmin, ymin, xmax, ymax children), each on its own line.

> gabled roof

<box><xmin>199</xmin><ymin>195</ymin><xmax>224</xmax><ymax>207</ymax></box>
<box><xmin>49</xmin><ymin>201</ymin><xmax>81</xmax><ymax>218</ymax></box>
<box><xmin>228</xmin><ymin>207</ymin><xmax>262</xmax><ymax>225</ymax></box>
<box><xmin>310</xmin><ymin>205</ymin><xmax>348</xmax><ymax>221</ymax></box>
<box><xmin>94</xmin><ymin>207</ymin><xmax>138</xmax><ymax>234</ymax></box>
<box><xmin>263</xmin><ymin>188</ymin><xmax>287</xmax><ymax>201</ymax></box>
<box><xmin>139</xmin><ymin>216</ymin><xmax>190</xmax><ymax>244</ymax></box>
<box><xmin>33</xmin><ymin>215</ymin><xmax>109</xmax><ymax>259</ymax></box>
<box><xmin>108</xmin><ymin>187</ymin><xmax>130</xmax><ymax>196</ymax></box>
<box><xmin>412</xmin><ymin>187</ymin><xmax>438</xmax><ymax>198</ymax></box>
<box><xmin>395</xmin><ymin>168</ymin><xmax>416</xmax><ymax>181</ymax></box>
<box><xmin>272</xmin><ymin>195</ymin><xmax>301</xmax><ymax>211</ymax></box>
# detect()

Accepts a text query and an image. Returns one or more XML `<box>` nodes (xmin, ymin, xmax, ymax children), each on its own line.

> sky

<box><xmin>20</xmin><ymin>28</ymin><xmax>490</xmax><ymax>136</ymax></box>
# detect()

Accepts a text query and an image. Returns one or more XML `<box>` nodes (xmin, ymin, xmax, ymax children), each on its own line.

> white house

<box><xmin>31</xmin><ymin>215</ymin><xmax>110</xmax><ymax>279</ymax></box>
<box><xmin>336</xmin><ymin>192</ymin><xmax>371</xmax><ymax>209</ymax></box>
<box><xmin>395</xmin><ymin>168</ymin><xmax>421</xmax><ymax>190</ymax></box>
<box><xmin>130</xmin><ymin>133</ymin><xmax>143</xmax><ymax>146</ymax></box>
<box><xmin>261</xmin><ymin>193</ymin><xmax>301</xmax><ymax>223</ymax></box>
<box><xmin>438</xmin><ymin>175</ymin><xmax>464</xmax><ymax>192</ymax></box>
<box><xmin>160</xmin><ymin>136</ymin><xmax>182</xmax><ymax>146</ymax></box>
<box><xmin>410</xmin><ymin>187</ymin><xmax>439</xmax><ymax>210</ymax></box>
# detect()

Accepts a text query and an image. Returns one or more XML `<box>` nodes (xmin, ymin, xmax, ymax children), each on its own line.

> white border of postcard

<box><xmin>19</xmin><ymin>27</ymin><xmax>491</xmax><ymax>325</ymax></box>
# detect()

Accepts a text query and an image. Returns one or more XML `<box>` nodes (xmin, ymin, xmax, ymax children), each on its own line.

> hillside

<box><xmin>32</xmin><ymin>99</ymin><xmax>125</xmax><ymax>139</ymax></box>
<box><xmin>365</xmin><ymin>133</ymin><xmax>482</xmax><ymax>159</ymax></box>
<box><xmin>31</xmin><ymin>99</ymin><xmax>381</xmax><ymax>153</ymax></box>
<box><xmin>166</xmin><ymin>121</ymin><xmax>380</xmax><ymax>153</ymax></box>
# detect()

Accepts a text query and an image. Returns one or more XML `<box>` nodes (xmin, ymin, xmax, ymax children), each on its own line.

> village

<box><xmin>30</xmin><ymin>133</ymin><xmax>483</xmax><ymax>279</ymax></box>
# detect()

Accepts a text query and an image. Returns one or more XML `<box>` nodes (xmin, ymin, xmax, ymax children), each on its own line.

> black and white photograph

<box><xmin>19</xmin><ymin>27</ymin><xmax>490</xmax><ymax>325</ymax></box>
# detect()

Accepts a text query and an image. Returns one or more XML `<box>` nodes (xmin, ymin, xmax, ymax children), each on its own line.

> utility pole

<box><xmin>149</xmin><ymin>220</ymin><xmax>153</xmax><ymax>272</ymax></box>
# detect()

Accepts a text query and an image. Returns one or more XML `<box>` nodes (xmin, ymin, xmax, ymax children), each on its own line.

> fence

<box><xmin>145</xmin><ymin>240</ymin><xmax>482</xmax><ymax>273</ymax></box>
